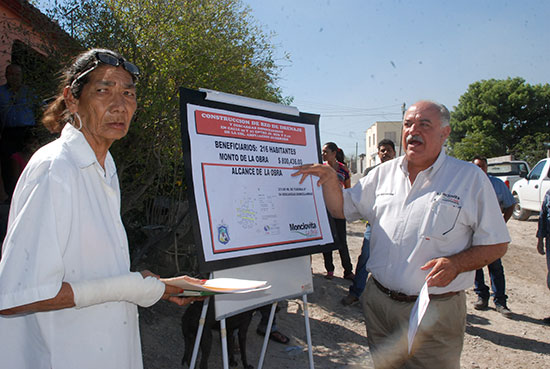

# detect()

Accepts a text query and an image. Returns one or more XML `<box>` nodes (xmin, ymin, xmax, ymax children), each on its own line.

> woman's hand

<box><xmin>180</xmin><ymin>275</ymin><xmax>207</xmax><ymax>285</ymax></box>
<box><xmin>161</xmin><ymin>283</ymin><xmax>206</xmax><ymax>306</ymax></box>
<box><xmin>160</xmin><ymin>274</ymin><xmax>208</xmax><ymax>306</ymax></box>
<box><xmin>162</xmin><ymin>284</ymin><xmax>208</xmax><ymax>306</ymax></box>
<box><xmin>140</xmin><ymin>270</ymin><xmax>158</xmax><ymax>279</ymax></box>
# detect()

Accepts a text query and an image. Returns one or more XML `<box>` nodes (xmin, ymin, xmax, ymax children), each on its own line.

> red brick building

<box><xmin>0</xmin><ymin>0</ymin><xmax>77</xmax><ymax>86</ymax></box>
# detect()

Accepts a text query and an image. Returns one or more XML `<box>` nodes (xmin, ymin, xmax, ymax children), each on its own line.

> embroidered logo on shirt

<box><xmin>437</xmin><ymin>192</ymin><xmax>461</xmax><ymax>206</ymax></box>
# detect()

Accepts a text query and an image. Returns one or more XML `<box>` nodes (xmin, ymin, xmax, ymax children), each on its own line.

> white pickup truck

<box><xmin>487</xmin><ymin>160</ymin><xmax>530</xmax><ymax>189</ymax></box>
<box><xmin>511</xmin><ymin>158</ymin><xmax>550</xmax><ymax>220</ymax></box>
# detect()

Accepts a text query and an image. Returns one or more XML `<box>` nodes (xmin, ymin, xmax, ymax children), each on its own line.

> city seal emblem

<box><xmin>217</xmin><ymin>224</ymin><xmax>230</xmax><ymax>244</ymax></box>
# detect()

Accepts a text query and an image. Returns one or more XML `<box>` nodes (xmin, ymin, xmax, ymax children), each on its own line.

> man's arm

<box><xmin>421</xmin><ymin>243</ymin><xmax>508</xmax><ymax>288</ymax></box>
<box><xmin>293</xmin><ymin>164</ymin><xmax>345</xmax><ymax>218</ymax></box>
<box><xmin>503</xmin><ymin>205</ymin><xmax>514</xmax><ymax>223</ymax></box>
<box><xmin>536</xmin><ymin>238</ymin><xmax>545</xmax><ymax>255</ymax></box>
<box><xmin>537</xmin><ymin>190</ymin><xmax>550</xmax><ymax>239</ymax></box>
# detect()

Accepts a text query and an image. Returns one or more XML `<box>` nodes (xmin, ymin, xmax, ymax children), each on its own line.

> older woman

<box><xmin>0</xmin><ymin>49</ymin><xmax>196</xmax><ymax>369</ymax></box>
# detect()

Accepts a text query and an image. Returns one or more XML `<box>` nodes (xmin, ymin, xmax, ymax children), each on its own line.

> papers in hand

<box><xmin>163</xmin><ymin>276</ymin><xmax>270</xmax><ymax>296</ymax></box>
<box><xmin>407</xmin><ymin>280</ymin><xmax>430</xmax><ymax>354</ymax></box>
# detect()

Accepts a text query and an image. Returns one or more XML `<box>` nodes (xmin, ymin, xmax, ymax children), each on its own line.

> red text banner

<box><xmin>195</xmin><ymin>110</ymin><xmax>306</xmax><ymax>146</ymax></box>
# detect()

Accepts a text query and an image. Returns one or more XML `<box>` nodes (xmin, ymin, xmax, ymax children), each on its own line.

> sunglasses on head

<box><xmin>71</xmin><ymin>52</ymin><xmax>140</xmax><ymax>88</ymax></box>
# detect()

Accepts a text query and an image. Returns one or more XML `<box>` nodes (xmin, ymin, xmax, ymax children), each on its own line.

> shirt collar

<box><xmin>400</xmin><ymin>148</ymin><xmax>447</xmax><ymax>178</ymax></box>
<box><xmin>61</xmin><ymin>123</ymin><xmax>116</xmax><ymax>180</ymax></box>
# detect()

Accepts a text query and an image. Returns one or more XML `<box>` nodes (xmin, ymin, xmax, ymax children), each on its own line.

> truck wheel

<box><xmin>512</xmin><ymin>193</ymin><xmax>531</xmax><ymax>221</ymax></box>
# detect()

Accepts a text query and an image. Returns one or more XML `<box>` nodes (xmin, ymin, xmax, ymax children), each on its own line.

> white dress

<box><xmin>0</xmin><ymin>124</ymin><xmax>143</xmax><ymax>369</ymax></box>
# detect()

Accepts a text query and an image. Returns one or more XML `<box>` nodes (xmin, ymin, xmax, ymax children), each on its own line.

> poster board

<box><xmin>212</xmin><ymin>256</ymin><xmax>313</xmax><ymax>320</ymax></box>
<box><xmin>180</xmin><ymin>88</ymin><xmax>336</xmax><ymax>272</ymax></box>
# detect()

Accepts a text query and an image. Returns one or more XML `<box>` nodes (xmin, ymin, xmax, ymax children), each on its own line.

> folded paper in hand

<box><xmin>163</xmin><ymin>276</ymin><xmax>270</xmax><ymax>295</ymax></box>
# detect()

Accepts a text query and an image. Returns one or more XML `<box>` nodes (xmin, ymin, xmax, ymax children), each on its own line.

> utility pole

<box><xmin>65</xmin><ymin>6</ymin><xmax>78</xmax><ymax>38</ymax></box>
<box><xmin>355</xmin><ymin>141</ymin><xmax>359</xmax><ymax>173</ymax></box>
<box><xmin>399</xmin><ymin>102</ymin><xmax>406</xmax><ymax>156</ymax></box>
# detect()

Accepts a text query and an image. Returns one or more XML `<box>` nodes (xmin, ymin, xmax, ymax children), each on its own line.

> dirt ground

<box><xmin>139</xmin><ymin>216</ymin><xmax>550</xmax><ymax>369</ymax></box>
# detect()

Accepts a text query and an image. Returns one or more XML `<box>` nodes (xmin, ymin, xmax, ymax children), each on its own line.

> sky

<box><xmin>243</xmin><ymin>0</ymin><xmax>550</xmax><ymax>157</ymax></box>
<box><xmin>34</xmin><ymin>0</ymin><xmax>550</xmax><ymax>157</ymax></box>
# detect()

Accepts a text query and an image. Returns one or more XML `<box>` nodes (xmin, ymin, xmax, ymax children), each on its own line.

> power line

<box><xmin>320</xmin><ymin>111</ymin><xmax>402</xmax><ymax>118</ymax></box>
<box><xmin>295</xmin><ymin>100</ymin><xmax>402</xmax><ymax>112</ymax></box>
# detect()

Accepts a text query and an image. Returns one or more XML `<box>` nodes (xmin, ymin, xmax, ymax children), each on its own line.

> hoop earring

<box><xmin>74</xmin><ymin>112</ymin><xmax>83</xmax><ymax>131</ymax></box>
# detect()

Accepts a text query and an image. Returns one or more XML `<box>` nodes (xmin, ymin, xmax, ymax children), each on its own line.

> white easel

<box><xmin>188</xmin><ymin>256</ymin><xmax>315</xmax><ymax>369</ymax></box>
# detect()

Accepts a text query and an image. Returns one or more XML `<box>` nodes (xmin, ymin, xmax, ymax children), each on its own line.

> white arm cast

<box><xmin>71</xmin><ymin>272</ymin><xmax>165</xmax><ymax>309</ymax></box>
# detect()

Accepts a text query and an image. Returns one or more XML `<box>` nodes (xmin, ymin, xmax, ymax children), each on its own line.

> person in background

<box><xmin>294</xmin><ymin>100</ymin><xmax>509</xmax><ymax>368</ymax></box>
<box><xmin>0</xmin><ymin>48</ymin><xmax>202</xmax><ymax>369</ymax></box>
<box><xmin>471</xmin><ymin>155</ymin><xmax>515</xmax><ymax>317</ymax></box>
<box><xmin>8</xmin><ymin>130</ymin><xmax>40</xmax><ymax>192</ymax></box>
<box><xmin>341</xmin><ymin>139</ymin><xmax>395</xmax><ymax>306</ymax></box>
<box><xmin>255</xmin><ymin>304</ymin><xmax>289</xmax><ymax>344</ymax></box>
<box><xmin>335</xmin><ymin>147</ymin><xmax>347</xmax><ymax>168</ymax></box>
<box><xmin>0</xmin><ymin>64</ymin><xmax>39</xmax><ymax>195</ymax></box>
<box><xmin>536</xmin><ymin>188</ymin><xmax>550</xmax><ymax>325</ymax></box>
<box><xmin>321</xmin><ymin>142</ymin><xmax>354</xmax><ymax>280</ymax></box>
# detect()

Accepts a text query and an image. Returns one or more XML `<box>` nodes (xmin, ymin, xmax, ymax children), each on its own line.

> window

<box><xmin>384</xmin><ymin>131</ymin><xmax>396</xmax><ymax>143</ymax></box>
<box><xmin>529</xmin><ymin>161</ymin><xmax>546</xmax><ymax>180</ymax></box>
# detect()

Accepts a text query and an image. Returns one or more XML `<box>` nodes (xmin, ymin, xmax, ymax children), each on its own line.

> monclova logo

<box><xmin>289</xmin><ymin>222</ymin><xmax>319</xmax><ymax>237</ymax></box>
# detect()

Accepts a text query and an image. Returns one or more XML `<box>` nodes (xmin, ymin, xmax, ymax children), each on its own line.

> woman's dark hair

<box><xmin>323</xmin><ymin>142</ymin><xmax>338</xmax><ymax>153</ymax></box>
<box><xmin>336</xmin><ymin>148</ymin><xmax>345</xmax><ymax>163</ymax></box>
<box><xmin>42</xmin><ymin>48</ymin><xmax>132</xmax><ymax>133</ymax></box>
<box><xmin>324</xmin><ymin>142</ymin><xmax>345</xmax><ymax>163</ymax></box>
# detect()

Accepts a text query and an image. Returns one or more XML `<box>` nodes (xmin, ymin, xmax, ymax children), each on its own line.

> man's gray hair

<box><xmin>404</xmin><ymin>100</ymin><xmax>451</xmax><ymax>127</ymax></box>
<box><xmin>430</xmin><ymin>101</ymin><xmax>450</xmax><ymax>127</ymax></box>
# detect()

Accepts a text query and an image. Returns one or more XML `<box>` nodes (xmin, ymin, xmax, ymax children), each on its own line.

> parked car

<box><xmin>487</xmin><ymin>160</ymin><xmax>530</xmax><ymax>189</ymax></box>
<box><xmin>511</xmin><ymin>158</ymin><xmax>550</xmax><ymax>220</ymax></box>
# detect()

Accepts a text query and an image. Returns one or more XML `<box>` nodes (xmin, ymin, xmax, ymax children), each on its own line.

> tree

<box><xmin>450</xmin><ymin>131</ymin><xmax>500</xmax><ymax>161</ymax></box>
<box><xmin>511</xmin><ymin>132</ymin><xmax>550</xmax><ymax>168</ymax></box>
<box><xmin>449</xmin><ymin>77</ymin><xmax>550</xmax><ymax>160</ymax></box>
<box><xmin>46</xmin><ymin>0</ymin><xmax>290</xmax><ymax>272</ymax></box>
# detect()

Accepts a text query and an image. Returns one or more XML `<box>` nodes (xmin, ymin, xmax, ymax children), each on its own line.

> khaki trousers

<box><xmin>362</xmin><ymin>277</ymin><xmax>466</xmax><ymax>369</ymax></box>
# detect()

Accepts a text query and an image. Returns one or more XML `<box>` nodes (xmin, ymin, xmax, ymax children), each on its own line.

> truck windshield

<box><xmin>487</xmin><ymin>163</ymin><xmax>528</xmax><ymax>176</ymax></box>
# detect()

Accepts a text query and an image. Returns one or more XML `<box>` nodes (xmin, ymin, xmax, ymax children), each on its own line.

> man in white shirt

<box><xmin>294</xmin><ymin>100</ymin><xmax>510</xmax><ymax>368</ymax></box>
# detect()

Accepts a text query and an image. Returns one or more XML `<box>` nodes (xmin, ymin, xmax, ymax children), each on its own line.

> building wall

<box><xmin>0</xmin><ymin>0</ymin><xmax>76</xmax><ymax>85</ymax></box>
<box><xmin>365</xmin><ymin>121</ymin><xmax>402</xmax><ymax>168</ymax></box>
<box><xmin>1</xmin><ymin>1</ymin><xmax>43</xmax><ymax>83</ymax></box>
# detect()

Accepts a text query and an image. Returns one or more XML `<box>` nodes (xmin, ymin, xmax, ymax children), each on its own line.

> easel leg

<box><xmin>189</xmin><ymin>296</ymin><xmax>210</xmax><ymax>369</ymax></box>
<box><xmin>220</xmin><ymin>318</ymin><xmax>229</xmax><ymax>369</ymax></box>
<box><xmin>303</xmin><ymin>294</ymin><xmax>315</xmax><ymax>369</ymax></box>
<box><xmin>257</xmin><ymin>302</ymin><xmax>277</xmax><ymax>369</ymax></box>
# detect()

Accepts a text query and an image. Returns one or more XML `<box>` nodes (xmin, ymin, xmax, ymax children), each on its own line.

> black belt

<box><xmin>372</xmin><ymin>277</ymin><xmax>459</xmax><ymax>303</ymax></box>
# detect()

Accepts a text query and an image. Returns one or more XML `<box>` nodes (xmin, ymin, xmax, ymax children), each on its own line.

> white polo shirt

<box><xmin>0</xmin><ymin>124</ymin><xmax>142</xmax><ymax>369</ymax></box>
<box><xmin>343</xmin><ymin>150</ymin><xmax>511</xmax><ymax>295</ymax></box>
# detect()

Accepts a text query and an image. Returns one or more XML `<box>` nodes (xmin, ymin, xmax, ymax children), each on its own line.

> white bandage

<box><xmin>71</xmin><ymin>272</ymin><xmax>165</xmax><ymax>309</ymax></box>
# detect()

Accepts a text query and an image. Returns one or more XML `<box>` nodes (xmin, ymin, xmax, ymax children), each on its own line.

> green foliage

<box><xmin>511</xmin><ymin>132</ymin><xmax>550</xmax><ymax>168</ymax></box>
<box><xmin>48</xmin><ymin>0</ymin><xmax>290</xmax><ymax>224</ymax></box>
<box><xmin>450</xmin><ymin>131</ymin><xmax>501</xmax><ymax>161</ymax></box>
<box><xmin>449</xmin><ymin>77</ymin><xmax>550</xmax><ymax>158</ymax></box>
